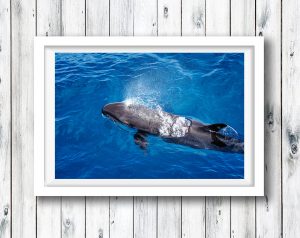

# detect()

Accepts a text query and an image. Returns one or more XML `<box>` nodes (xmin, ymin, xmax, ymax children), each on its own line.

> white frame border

<box><xmin>34</xmin><ymin>37</ymin><xmax>264</xmax><ymax>196</ymax></box>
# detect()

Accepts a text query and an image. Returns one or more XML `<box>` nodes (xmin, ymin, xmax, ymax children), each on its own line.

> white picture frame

<box><xmin>34</xmin><ymin>36</ymin><xmax>264</xmax><ymax>196</ymax></box>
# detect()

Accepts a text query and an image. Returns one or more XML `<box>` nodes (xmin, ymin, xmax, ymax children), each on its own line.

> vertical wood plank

<box><xmin>230</xmin><ymin>1</ymin><xmax>256</xmax><ymax>238</ymax></box>
<box><xmin>62</xmin><ymin>0</ymin><xmax>86</xmax><ymax>36</ymax></box>
<box><xmin>86</xmin><ymin>197</ymin><xmax>109</xmax><ymax>238</ymax></box>
<box><xmin>134</xmin><ymin>197</ymin><xmax>157</xmax><ymax>238</ymax></box>
<box><xmin>206</xmin><ymin>0</ymin><xmax>230</xmax><ymax>36</ymax></box>
<box><xmin>157</xmin><ymin>197</ymin><xmax>181</xmax><ymax>238</ymax></box>
<box><xmin>86</xmin><ymin>0</ymin><xmax>109</xmax><ymax>36</ymax></box>
<box><xmin>109</xmin><ymin>1</ymin><xmax>134</xmax><ymax>238</ymax></box>
<box><xmin>182</xmin><ymin>0</ymin><xmax>205</xmax><ymax>36</ymax></box>
<box><xmin>134</xmin><ymin>0</ymin><xmax>157</xmax><ymax>36</ymax></box>
<box><xmin>256</xmin><ymin>0</ymin><xmax>282</xmax><ymax>237</ymax></box>
<box><xmin>0</xmin><ymin>0</ymin><xmax>11</xmax><ymax>237</ymax></box>
<box><xmin>181</xmin><ymin>1</ymin><xmax>206</xmax><ymax>237</ymax></box>
<box><xmin>182</xmin><ymin>197</ymin><xmax>205</xmax><ymax>238</ymax></box>
<box><xmin>62</xmin><ymin>197</ymin><xmax>85</xmax><ymax>238</ymax></box>
<box><xmin>61</xmin><ymin>1</ymin><xmax>86</xmax><ymax>238</ymax></box>
<box><xmin>85</xmin><ymin>1</ymin><xmax>110</xmax><ymax>238</ymax></box>
<box><xmin>133</xmin><ymin>1</ymin><xmax>158</xmax><ymax>237</ymax></box>
<box><xmin>205</xmin><ymin>1</ymin><xmax>231</xmax><ymax>237</ymax></box>
<box><xmin>110</xmin><ymin>0</ymin><xmax>134</xmax><ymax>36</ymax></box>
<box><xmin>157</xmin><ymin>1</ymin><xmax>182</xmax><ymax>237</ymax></box>
<box><xmin>36</xmin><ymin>1</ymin><xmax>62</xmax><ymax>238</ymax></box>
<box><xmin>110</xmin><ymin>197</ymin><xmax>133</xmax><ymax>238</ymax></box>
<box><xmin>11</xmin><ymin>0</ymin><xmax>36</xmax><ymax>237</ymax></box>
<box><xmin>157</xmin><ymin>0</ymin><xmax>181</xmax><ymax>36</ymax></box>
<box><xmin>282</xmin><ymin>0</ymin><xmax>300</xmax><ymax>237</ymax></box>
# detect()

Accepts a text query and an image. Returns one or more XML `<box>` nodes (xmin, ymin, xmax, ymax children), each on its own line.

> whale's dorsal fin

<box><xmin>202</xmin><ymin>123</ymin><xmax>227</xmax><ymax>132</ymax></box>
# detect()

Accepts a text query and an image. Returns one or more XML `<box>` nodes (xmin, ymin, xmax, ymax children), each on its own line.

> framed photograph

<box><xmin>34</xmin><ymin>37</ymin><xmax>264</xmax><ymax>196</ymax></box>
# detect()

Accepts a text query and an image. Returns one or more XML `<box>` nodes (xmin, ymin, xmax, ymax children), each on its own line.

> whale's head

<box><xmin>102</xmin><ymin>101</ymin><xmax>156</xmax><ymax>132</ymax></box>
<box><xmin>102</xmin><ymin>102</ymin><xmax>129</xmax><ymax>123</ymax></box>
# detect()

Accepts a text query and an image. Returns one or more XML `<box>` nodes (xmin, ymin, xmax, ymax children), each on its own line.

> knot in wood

<box><xmin>3</xmin><ymin>206</ymin><xmax>8</xmax><ymax>216</ymax></box>
<box><xmin>291</xmin><ymin>143</ymin><xmax>298</xmax><ymax>155</ymax></box>
<box><xmin>65</xmin><ymin>218</ymin><xmax>71</xmax><ymax>227</ymax></box>
<box><xmin>164</xmin><ymin>6</ymin><xmax>168</xmax><ymax>18</ymax></box>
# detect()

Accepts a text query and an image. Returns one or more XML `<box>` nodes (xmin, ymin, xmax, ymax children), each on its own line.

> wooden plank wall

<box><xmin>1</xmin><ymin>0</ymin><xmax>298</xmax><ymax>237</ymax></box>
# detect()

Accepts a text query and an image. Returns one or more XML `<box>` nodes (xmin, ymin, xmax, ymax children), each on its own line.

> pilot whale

<box><xmin>102</xmin><ymin>102</ymin><xmax>244</xmax><ymax>154</ymax></box>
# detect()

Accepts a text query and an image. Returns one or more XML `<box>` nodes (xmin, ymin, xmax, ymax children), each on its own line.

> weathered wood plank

<box><xmin>11</xmin><ymin>0</ymin><xmax>36</xmax><ymax>237</ymax></box>
<box><xmin>133</xmin><ymin>1</ymin><xmax>158</xmax><ymax>237</ymax></box>
<box><xmin>62</xmin><ymin>0</ymin><xmax>85</xmax><ymax>36</ymax></box>
<box><xmin>157</xmin><ymin>197</ymin><xmax>181</xmax><ymax>238</ymax></box>
<box><xmin>134</xmin><ymin>0</ymin><xmax>157</xmax><ymax>36</ymax></box>
<box><xmin>157</xmin><ymin>1</ymin><xmax>182</xmax><ymax>237</ymax></box>
<box><xmin>110</xmin><ymin>0</ymin><xmax>134</xmax><ymax>36</ymax></box>
<box><xmin>85</xmin><ymin>1</ymin><xmax>110</xmax><ymax>238</ymax></box>
<box><xmin>86</xmin><ymin>197</ymin><xmax>109</xmax><ymax>238</ymax></box>
<box><xmin>86</xmin><ymin>0</ymin><xmax>109</xmax><ymax>36</ymax></box>
<box><xmin>36</xmin><ymin>1</ymin><xmax>62</xmax><ymax>237</ymax></box>
<box><xmin>206</xmin><ymin>0</ymin><xmax>230</xmax><ymax>36</ymax></box>
<box><xmin>282</xmin><ymin>0</ymin><xmax>300</xmax><ymax>237</ymax></box>
<box><xmin>205</xmin><ymin>1</ymin><xmax>231</xmax><ymax>237</ymax></box>
<box><xmin>61</xmin><ymin>1</ymin><xmax>86</xmax><ymax>238</ymax></box>
<box><xmin>110</xmin><ymin>197</ymin><xmax>133</xmax><ymax>238</ymax></box>
<box><xmin>182</xmin><ymin>197</ymin><xmax>205</xmax><ymax>238</ymax></box>
<box><xmin>181</xmin><ymin>1</ymin><xmax>206</xmax><ymax>237</ymax></box>
<box><xmin>109</xmin><ymin>2</ymin><xmax>134</xmax><ymax>237</ymax></box>
<box><xmin>230</xmin><ymin>1</ymin><xmax>256</xmax><ymax>237</ymax></box>
<box><xmin>157</xmin><ymin>0</ymin><xmax>181</xmax><ymax>35</ymax></box>
<box><xmin>256</xmin><ymin>0</ymin><xmax>282</xmax><ymax>237</ymax></box>
<box><xmin>0</xmin><ymin>0</ymin><xmax>11</xmax><ymax>237</ymax></box>
<box><xmin>37</xmin><ymin>197</ymin><xmax>61</xmax><ymax>238</ymax></box>
<box><xmin>182</xmin><ymin>0</ymin><xmax>205</xmax><ymax>36</ymax></box>
<box><xmin>62</xmin><ymin>197</ymin><xmax>85</xmax><ymax>238</ymax></box>
<box><xmin>134</xmin><ymin>197</ymin><xmax>157</xmax><ymax>238</ymax></box>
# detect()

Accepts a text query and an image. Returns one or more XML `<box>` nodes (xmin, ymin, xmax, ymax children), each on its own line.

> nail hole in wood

<box><xmin>291</xmin><ymin>143</ymin><xmax>298</xmax><ymax>155</ymax></box>
<box><xmin>290</xmin><ymin>52</ymin><xmax>294</xmax><ymax>57</ymax></box>
<box><xmin>4</xmin><ymin>206</ymin><xmax>8</xmax><ymax>216</ymax></box>
<box><xmin>259</xmin><ymin>31</ymin><xmax>263</xmax><ymax>36</ymax></box>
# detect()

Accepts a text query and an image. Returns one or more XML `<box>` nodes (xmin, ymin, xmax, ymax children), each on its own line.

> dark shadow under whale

<box><xmin>102</xmin><ymin>101</ymin><xmax>244</xmax><ymax>154</ymax></box>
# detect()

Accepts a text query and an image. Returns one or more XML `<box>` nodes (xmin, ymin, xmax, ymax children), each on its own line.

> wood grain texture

<box><xmin>134</xmin><ymin>0</ymin><xmax>157</xmax><ymax>36</ymax></box>
<box><xmin>256</xmin><ymin>0</ymin><xmax>282</xmax><ymax>237</ymax></box>
<box><xmin>157</xmin><ymin>2</ymin><xmax>182</xmax><ymax>237</ymax></box>
<box><xmin>61</xmin><ymin>1</ymin><xmax>86</xmax><ymax>237</ymax></box>
<box><xmin>62</xmin><ymin>0</ymin><xmax>85</xmax><ymax>36</ymax></box>
<box><xmin>181</xmin><ymin>1</ymin><xmax>206</xmax><ymax>237</ymax></box>
<box><xmin>86</xmin><ymin>197</ymin><xmax>109</xmax><ymax>238</ymax></box>
<box><xmin>205</xmin><ymin>1</ymin><xmax>231</xmax><ymax>237</ymax></box>
<box><xmin>11</xmin><ymin>0</ymin><xmax>36</xmax><ymax>237</ymax></box>
<box><xmin>86</xmin><ymin>0</ymin><xmax>109</xmax><ymax>36</ymax></box>
<box><xmin>182</xmin><ymin>0</ymin><xmax>205</xmax><ymax>36</ymax></box>
<box><xmin>157</xmin><ymin>197</ymin><xmax>181</xmax><ymax>238</ymax></box>
<box><xmin>230</xmin><ymin>1</ymin><xmax>256</xmax><ymax>237</ymax></box>
<box><xmin>110</xmin><ymin>197</ymin><xmax>133</xmax><ymax>238</ymax></box>
<box><xmin>36</xmin><ymin>1</ymin><xmax>62</xmax><ymax>237</ymax></box>
<box><xmin>85</xmin><ymin>1</ymin><xmax>110</xmax><ymax>238</ymax></box>
<box><xmin>134</xmin><ymin>197</ymin><xmax>157</xmax><ymax>238</ymax></box>
<box><xmin>110</xmin><ymin>0</ymin><xmax>134</xmax><ymax>36</ymax></box>
<box><xmin>206</xmin><ymin>0</ymin><xmax>230</xmax><ymax>36</ymax></box>
<box><xmin>0</xmin><ymin>0</ymin><xmax>10</xmax><ymax>237</ymax></box>
<box><xmin>182</xmin><ymin>197</ymin><xmax>205</xmax><ymax>238</ymax></box>
<box><xmin>157</xmin><ymin>0</ymin><xmax>181</xmax><ymax>35</ymax></box>
<box><xmin>133</xmin><ymin>2</ymin><xmax>158</xmax><ymax>238</ymax></box>
<box><xmin>282</xmin><ymin>0</ymin><xmax>300</xmax><ymax>237</ymax></box>
<box><xmin>62</xmin><ymin>197</ymin><xmax>85</xmax><ymax>238</ymax></box>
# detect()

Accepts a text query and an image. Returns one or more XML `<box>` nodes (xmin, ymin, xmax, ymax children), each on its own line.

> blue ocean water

<box><xmin>55</xmin><ymin>52</ymin><xmax>244</xmax><ymax>179</ymax></box>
